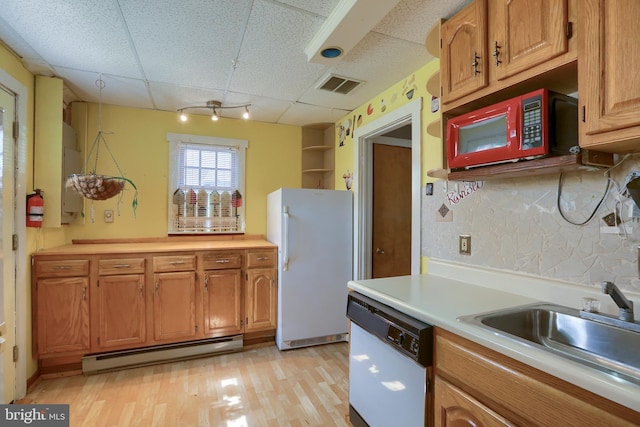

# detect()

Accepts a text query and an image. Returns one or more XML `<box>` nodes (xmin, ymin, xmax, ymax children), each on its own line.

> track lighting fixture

<box><xmin>177</xmin><ymin>100</ymin><xmax>251</xmax><ymax>122</ymax></box>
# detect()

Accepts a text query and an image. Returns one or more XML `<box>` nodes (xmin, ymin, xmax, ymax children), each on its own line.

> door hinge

<box><xmin>13</xmin><ymin>345</ymin><xmax>18</xmax><ymax>362</ymax></box>
<box><xmin>12</xmin><ymin>121</ymin><xmax>18</xmax><ymax>140</ymax></box>
<box><xmin>566</xmin><ymin>22</ymin><xmax>573</xmax><ymax>39</ymax></box>
<box><xmin>12</xmin><ymin>234</ymin><xmax>18</xmax><ymax>251</ymax></box>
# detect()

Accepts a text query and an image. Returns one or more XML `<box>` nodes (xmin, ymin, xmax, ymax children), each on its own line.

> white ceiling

<box><xmin>0</xmin><ymin>0</ymin><xmax>470</xmax><ymax>126</ymax></box>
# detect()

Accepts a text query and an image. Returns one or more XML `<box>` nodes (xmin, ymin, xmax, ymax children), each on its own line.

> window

<box><xmin>167</xmin><ymin>133</ymin><xmax>248</xmax><ymax>234</ymax></box>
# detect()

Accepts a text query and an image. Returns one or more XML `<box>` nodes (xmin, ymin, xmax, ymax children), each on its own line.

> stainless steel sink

<box><xmin>458</xmin><ymin>303</ymin><xmax>640</xmax><ymax>385</ymax></box>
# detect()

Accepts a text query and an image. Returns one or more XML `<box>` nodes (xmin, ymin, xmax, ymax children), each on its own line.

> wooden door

<box><xmin>245</xmin><ymin>268</ymin><xmax>277</xmax><ymax>332</ymax></box>
<box><xmin>203</xmin><ymin>270</ymin><xmax>243</xmax><ymax>337</ymax></box>
<box><xmin>579</xmin><ymin>0</ymin><xmax>640</xmax><ymax>150</ymax></box>
<box><xmin>96</xmin><ymin>274</ymin><xmax>146</xmax><ymax>350</ymax></box>
<box><xmin>434</xmin><ymin>377</ymin><xmax>512</xmax><ymax>427</ymax></box>
<box><xmin>372</xmin><ymin>143</ymin><xmax>411</xmax><ymax>279</ymax></box>
<box><xmin>441</xmin><ymin>0</ymin><xmax>488</xmax><ymax>103</ymax></box>
<box><xmin>153</xmin><ymin>272</ymin><xmax>197</xmax><ymax>342</ymax></box>
<box><xmin>36</xmin><ymin>277</ymin><xmax>90</xmax><ymax>354</ymax></box>
<box><xmin>492</xmin><ymin>0</ymin><xmax>569</xmax><ymax>81</ymax></box>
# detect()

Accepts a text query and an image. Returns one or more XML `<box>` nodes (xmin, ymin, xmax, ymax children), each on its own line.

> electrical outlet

<box><xmin>459</xmin><ymin>234</ymin><xmax>471</xmax><ymax>255</ymax></box>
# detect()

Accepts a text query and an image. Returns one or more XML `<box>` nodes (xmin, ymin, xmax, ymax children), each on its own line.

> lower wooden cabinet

<box><xmin>245</xmin><ymin>268</ymin><xmax>277</xmax><ymax>332</ymax></box>
<box><xmin>434</xmin><ymin>328</ymin><xmax>639</xmax><ymax>426</ymax></box>
<box><xmin>95</xmin><ymin>274</ymin><xmax>146</xmax><ymax>350</ymax></box>
<box><xmin>434</xmin><ymin>376</ymin><xmax>511</xmax><ymax>427</ymax></box>
<box><xmin>35</xmin><ymin>276</ymin><xmax>90</xmax><ymax>355</ymax></box>
<box><xmin>203</xmin><ymin>269</ymin><xmax>243</xmax><ymax>337</ymax></box>
<box><xmin>153</xmin><ymin>271</ymin><xmax>197</xmax><ymax>341</ymax></box>
<box><xmin>32</xmin><ymin>243</ymin><xmax>278</xmax><ymax>372</ymax></box>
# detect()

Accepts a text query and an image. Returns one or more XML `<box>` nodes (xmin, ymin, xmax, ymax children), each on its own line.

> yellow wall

<box><xmin>61</xmin><ymin>103</ymin><xmax>301</xmax><ymax>241</ymax></box>
<box><xmin>333</xmin><ymin>59</ymin><xmax>442</xmax><ymax>272</ymax></box>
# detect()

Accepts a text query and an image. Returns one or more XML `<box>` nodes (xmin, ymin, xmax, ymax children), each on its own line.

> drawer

<box><xmin>203</xmin><ymin>251</ymin><xmax>243</xmax><ymax>270</ymax></box>
<box><xmin>247</xmin><ymin>250</ymin><xmax>276</xmax><ymax>268</ymax></box>
<box><xmin>98</xmin><ymin>258</ymin><xmax>145</xmax><ymax>275</ymax></box>
<box><xmin>153</xmin><ymin>255</ymin><xmax>197</xmax><ymax>272</ymax></box>
<box><xmin>35</xmin><ymin>259</ymin><xmax>89</xmax><ymax>278</ymax></box>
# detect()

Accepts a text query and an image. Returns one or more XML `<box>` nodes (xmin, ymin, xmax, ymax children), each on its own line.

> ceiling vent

<box><xmin>316</xmin><ymin>74</ymin><xmax>364</xmax><ymax>95</ymax></box>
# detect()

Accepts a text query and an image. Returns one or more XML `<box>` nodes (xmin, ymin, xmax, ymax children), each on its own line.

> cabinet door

<box><xmin>153</xmin><ymin>272</ymin><xmax>197</xmax><ymax>342</ymax></box>
<box><xmin>36</xmin><ymin>277</ymin><xmax>90</xmax><ymax>355</ymax></box>
<box><xmin>579</xmin><ymin>0</ymin><xmax>640</xmax><ymax>151</ymax></box>
<box><xmin>96</xmin><ymin>274</ymin><xmax>146</xmax><ymax>350</ymax></box>
<box><xmin>434</xmin><ymin>377</ymin><xmax>512</xmax><ymax>427</ymax></box>
<box><xmin>245</xmin><ymin>268</ymin><xmax>277</xmax><ymax>332</ymax></box>
<box><xmin>492</xmin><ymin>0</ymin><xmax>569</xmax><ymax>81</ymax></box>
<box><xmin>441</xmin><ymin>0</ymin><xmax>488</xmax><ymax>103</ymax></box>
<box><xmin>203</xmin><ymin>270</ymin><xmax>242</xmax><ymax>337</ymax></box>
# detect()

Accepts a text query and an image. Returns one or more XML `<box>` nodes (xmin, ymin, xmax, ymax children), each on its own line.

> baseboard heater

<box><xmin>82</xmin><ymin>335</ymin><xmax>243</xmax><ymax>374</ymax></box>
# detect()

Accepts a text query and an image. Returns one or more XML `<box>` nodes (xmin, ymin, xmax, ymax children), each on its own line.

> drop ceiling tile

<box><xmin>54</xmin><ymin>67</ymin><xmax>154</xmax><ymax>110</ymax></box>
<box><xmin>227</xmin><ymin>0</ymin><xmax>327</xmax><ymax>101</ymax></box>
<box><xmin>0</xmin><ymin>1</ymin><xmax>141</xmax><ymax>78</ymax></box>
<box><xmin>119</xmin><ymin>0</ymin><xmax>252</xmax><ymax>89</ymax></box>
<box><xmin>278</xmin><ymin>102</ymin><xmax>348</xmax><ymax>127</ymax></box>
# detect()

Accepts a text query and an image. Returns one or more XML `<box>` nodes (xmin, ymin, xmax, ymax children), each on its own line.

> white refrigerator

<box><xmin>267</xmin><ymin>188</ymin><xmax>353</xmax><ymax>350</ymax></box>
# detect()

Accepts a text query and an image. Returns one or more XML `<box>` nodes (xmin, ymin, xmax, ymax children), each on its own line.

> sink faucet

<box><xmin>601</xmin><ymin>281</ymin><xmax>634</xmax><ymax>322</ymax></box>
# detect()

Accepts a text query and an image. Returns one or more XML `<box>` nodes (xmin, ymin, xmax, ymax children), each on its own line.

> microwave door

<box><xmin>459</xmin><ymin>115</ymin><xmax>508</xmax><ymax>155</ymax></box>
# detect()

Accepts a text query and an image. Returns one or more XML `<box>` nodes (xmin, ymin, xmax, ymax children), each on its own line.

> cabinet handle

<box><xmin>53</xmin><ymin>265</ymin><xmax>72</xmax><ymax>270</ymax></box>
<box><xmin>155</xmin><ymin>282</ymin><xmax>159</xmax><ymax>296</ymax></box>
<box><xmin>256</xmin><ymin>257</ymin><xmax>269</xmax><ymax>261</ymax></box>
<box><xmin>82</xmin><ymin>286</ymin><xmax>86</xmax><ymax>300</ymax></box>
<box><xmin>472</xmin><ymin>51</ymin><xmax>480</xmax><ymax>76</ymax></box>
<box><xmin>113</xmin><ymin>264</ymin><xmax>131</xmax><ymax>268</ymax></box>
<box><xmin>204</xmin><ymin>277</ymin><xmax>209</xmax><ymax>292</ymax></box>
<box><xmin>492</xmin><ymin>41</ymin><xmax>501</xmax><ymax>66</ymax></box>
<box><xmin>139</xmin><ymin>283</ymin><xmax>143</xmax><ymax>297</ymax></box>
<box><xmin>170</xmin><ymin>260</ymin><xmax>185</xmax><ymax>265</ymax></box>
<box><xmin>215</xmin><ymin>259</ymin><xmax>230</xmax><ymax>264</ymax></box>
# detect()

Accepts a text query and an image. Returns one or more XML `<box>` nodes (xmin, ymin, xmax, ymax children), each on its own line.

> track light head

<box><xmin>177</xmin><ymin>100</ymin><xmax>252</xmax><ymax>123</ymax></box>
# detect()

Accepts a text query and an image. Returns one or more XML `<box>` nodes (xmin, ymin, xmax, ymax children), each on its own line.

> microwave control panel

<box><xmin>522</xmin><ymin>95</ymin><xmax>543</xmax><ymax>150</ymax></box>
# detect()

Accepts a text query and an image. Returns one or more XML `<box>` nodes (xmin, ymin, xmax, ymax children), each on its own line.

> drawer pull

<box><xmin>53</xmin><ymin>265</ymin><xmax>73</xmax><ymax>270</ymax></box>
<box><xmin>170</xmin><ymin>260</ymin><xmax>185</xmax><ymax>265</ymax></box>
<box><xmin>113</xmin><ymin>264</ymin><xmax>131</xmax><ymax>268</ymax></box>
<box><xmin>215</xmin><ymin>259</ymin><xmax>230</xmax><ymax>264</ymax></box>
<box><xmin>256</xmin><ymin>257</ymin><xmax>270</xmax><ymax>261</ymax></box>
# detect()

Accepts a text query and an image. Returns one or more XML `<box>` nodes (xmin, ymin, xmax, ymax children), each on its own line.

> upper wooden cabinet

<box><xmin>492</xmin><ymin>0</ymin><xmax>569</xmax><ymax>81</ymax></box>
<box><xmin>440</xmin><ymin>0</ymin><xmax>577</xmax><ymax>112</ymax></box>
<box><xmin>578</xmin><ymin>0</ymin><xmax>640</xmax><ymax>153</ymax></box>
<box><xmin>440</xmin><ymin>0</ymin><xmax>489</xmax><ymax>103</ymax></box>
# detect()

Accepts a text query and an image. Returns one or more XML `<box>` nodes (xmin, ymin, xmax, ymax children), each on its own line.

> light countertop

<box><xmin>348</xmin><ymin>259</ymin><xmax>640</xmax><ymax>413</ymax></box>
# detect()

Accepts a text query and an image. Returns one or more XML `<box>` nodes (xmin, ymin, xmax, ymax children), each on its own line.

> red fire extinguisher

<box><xmin>26</xmin><ymin>189</ymin><xmax>44</xmax><ymax>228</ymax></box>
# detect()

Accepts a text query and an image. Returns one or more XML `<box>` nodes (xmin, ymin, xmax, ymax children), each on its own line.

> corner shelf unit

<box><xmin>302</xmin><ymin>124</ymin><xmax>335</xmax><ymax>189</ymax></box>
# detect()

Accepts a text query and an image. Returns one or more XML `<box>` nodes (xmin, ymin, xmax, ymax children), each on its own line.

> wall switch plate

<box><xmin>459</xmin><ymin>234</ymin><xmax>471</xmax><ymax>255</ymax></box>
<box><xmin>104</xmin><ymin>210</ymin><xmax>114</xmax><ymax>223</ymax></box>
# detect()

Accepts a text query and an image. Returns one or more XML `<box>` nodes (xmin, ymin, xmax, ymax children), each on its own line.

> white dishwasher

<box><xmin>346</xmin><ymin>292</ymin><xmax>434</xmax><ymax>427</ymax></box>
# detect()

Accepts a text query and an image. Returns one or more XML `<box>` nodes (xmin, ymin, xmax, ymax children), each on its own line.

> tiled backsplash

<box><xmin>422</xmin><ymin>155</ymin><xmax>640</xmax><ymax>293</ymax></box>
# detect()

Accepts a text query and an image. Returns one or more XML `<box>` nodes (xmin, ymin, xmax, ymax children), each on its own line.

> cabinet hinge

<box><xmin>12</xmin><ymin>121</ymin><xmax>18</xmax><ymax>140</ymax></box>
<box><xmin>566</xmin><ymin>22</ymin><xmax>573</xmax><ymax>39</ymax></box>
<box><xmin>12</xmin><ymin>234</ymin><xmax>18</xmax><ymax>251</ymax></box>
<box><xmin>246</xmin><ymin>273</ymin><xmax>248</xmax><ymax>281</ymax></box>
<box><xmin>13</xmin><ymin>345</ymin><xmax>18</xmax><ymax>362</ymax></box>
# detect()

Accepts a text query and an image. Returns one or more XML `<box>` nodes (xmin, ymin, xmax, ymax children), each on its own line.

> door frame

<box><xmin>352</xmin><ymin>98</ymin><xmax>422</xmax><ymax>280</ymax></box>
<box><xmin>0</xmin><ymin>69</ymin><xmax>28</xmax><ymax>400</ymax></box>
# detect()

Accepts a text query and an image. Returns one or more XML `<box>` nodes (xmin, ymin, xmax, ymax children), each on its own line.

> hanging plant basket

<box><xmin>65</xmin><ymin>78</ymin><xmax>139</xmax><ymax>217</ymax></box>
<box><xmin>65</xmin><ymin>173</ymin><xmax>132</xmax><ymax>201</ymax></box>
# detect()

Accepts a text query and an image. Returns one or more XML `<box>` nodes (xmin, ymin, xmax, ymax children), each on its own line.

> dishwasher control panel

<box><xmin>346</xmin><ymin>292</ymin><xmax>433</xmax><ymax>367</ymax></box>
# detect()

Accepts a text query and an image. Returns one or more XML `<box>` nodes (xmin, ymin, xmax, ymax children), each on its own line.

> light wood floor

<box><xmin>18</xmin><ymin>343</ymin><xmax>351</xmax><ymax>427</ymax></box>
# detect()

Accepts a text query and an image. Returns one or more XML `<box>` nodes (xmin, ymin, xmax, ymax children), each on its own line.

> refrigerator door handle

<box><xmin>283</xmin><ymin>206</ymin><xmax>290</xmax><ymax>271</ymax></box>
